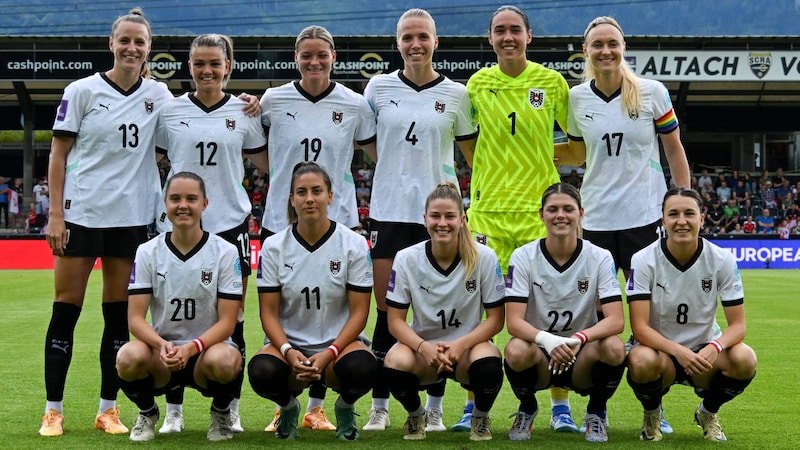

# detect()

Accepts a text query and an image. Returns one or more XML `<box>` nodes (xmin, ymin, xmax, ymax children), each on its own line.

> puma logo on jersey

<box><xmin>656</xmin><ymin>282</ymin><xmax>667</xmax><ymax>291</ymax></box>
<box><xmin>51</xmin><ymin>343</ymin><xmax>70</xmax><ymax>353</ymax></box>
<box><xmin>533</xmin><ymin>281</ymin><xmax>544</xmax><ymax>289</ymax></box>
<box><xmin>180</xmin><ymin>121</ymin><xmax>190</xmax><ymax>127</ymax></box>
<box><xmin>489</xmin><ymin>89</ymin><xmax>498</xmax><ymax>96</ymax></box>
<box><xmin>157</xmin><ymin>272</ymin><xmax>167</xmax><ymax>280</ymax></box>
<box><xmin>585</xmin><ymin>113</ymin><xmax>596</xmax><ymax>121</ymax></box>
<box><xmin>99</xmin><ymin>103</ymin><xmax>110</xmax><ymax>111</ymax></box>
<box><xmin>419</xmin><ymin>285</ymin><xmax>430</xmax><ymax>294</ymax></box>
<box><xmin>286</xmin><ymin>112</ymin><xmax>297</xmax><ymax>120</ymax></box>
<box><xmin>284</xmin><ymin>263</ymin><xmax>295</xmax><ymax>271</ymax></box>
<box><xmin>389</xmin><ymin>100</ymin><xmax>400</xmax><ymax>107</ymax></box>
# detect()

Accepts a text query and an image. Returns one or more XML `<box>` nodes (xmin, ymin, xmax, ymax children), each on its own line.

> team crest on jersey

<box><xmin>201</xmin><ymin>269</ymin><xmax>213</xmax><ymax>286</ymax></box>
<box><xmin>577</xmin><ymin>277</ymin><xmax>590</xmax><ymax>294</ymax></box>
<box><xmin>628</xmin><ymin>109</ymin><xmax>639</xmax><ymax>121</ymax></box>
<box><xmin>332</xmin><ymin>110</ymin><xmax>344</xmax><ymax>125</ymax></box>
<box><xmin>434</xmin><ymin>99</ymin><xmax>446</xmax><ymax>114</ymax></box>
<box><xmin>226</xmin><ymin>118</ymin><xmax>236</xmax><ymax>131</ymax></box>
<box><xmin>465</xmin><ymin>278</ymin><xmax>477</xmax><ymax>293</ymax></box>
<box><xmin>701</xmin><ymin>277</ymin><xmax>713</xmax><ymax>293</ymax></box>
<box><xmin>529</xmin><ymin>89</ymin><xmax>545</xmax><ymax>109</ymax></box>
<box><xmin>144</xmin><ymin>99</ymin><xmax>154</xmax><ymax>114</ymax></box>
<box><xmin>370</xmin><ymin>231</ymin><xmax>378</xmax><ymax>248</ymax></box>
<box><xmin>476</xmin><ymin>234</ymin><xmax>488</xmax><ymax>245</ymax></box>
<box><xmin>330</xmin><ymin>259</ymin><xmax>342</xmax><ymax>275</ymax></box>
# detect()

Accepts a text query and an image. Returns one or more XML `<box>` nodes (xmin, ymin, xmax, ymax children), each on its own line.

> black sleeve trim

<box><xmin>219</xmin><ymin>293</ymin><xmax>243</xmax><ymax>301</ymax></box>
<box><xmin>356</xmin><ymin>134</ymin><xmax>377</xmax><ymax>146</ymax></box>
<box><xmin>483</xmin><ymin>299</ymin><xmax>506</xmax><ymax>309</ymax></box>
<box><xmin>257</xmin><ymin>286</ymin><xmax>281</xmax><ymax>293</ymax></box>
<box><xmin>599</xmin><ymin>295</ymin><xmax>623</xmax><ymax>305</ymax></box>
<box><xmin>53</xmin><ymin>130</ymin><xmax>78</xmax><ymax>138</ymax></box>
<box><xmin>243</xmin><ymin>145</ymin><xmax>267</xmax><ymax>155</ymax></box>
<box><xmin>566</xmin><ymin>133</ymin><xmax>584</xmax><ymax>142</ymax></box>
<box><xmin>128</xmin><ymin>288</ymin><xmax>153</xmax><ymax>295</ymax></box>
<box><xmin>504</xmin><ymin>295</ymin><xmax>528</xmax><ymax>304</ymax></box>
<box><xmin>722</xmin><ymin>298</ymin><xmax>744</xmax><ymax>307</ymax></box>
<box><xmin>385</xmin><ymin>299</ymin><xmax>410</xmax><ymax>309</ymax></box>
<box><xmin>455</xmin><ymin>130</ymin><xmax>480</xmax><ymax>142</ymax></box>
<box><xmin>626</xmin><ymin>293</ymin><xmax>651</xmax><ymax>303</ymax></box>
<box><xmin>346</xmin><ymin>283</ymin><xmax>373</xmax><ymax>293</ymax></box>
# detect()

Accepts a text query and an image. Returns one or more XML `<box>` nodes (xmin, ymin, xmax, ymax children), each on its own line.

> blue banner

<box><xmin>710</xmin><ymin>238</ymin><xmax>800</xmax><ymax>269</ymax></box>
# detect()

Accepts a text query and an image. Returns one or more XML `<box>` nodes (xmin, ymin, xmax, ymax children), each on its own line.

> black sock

<box><xmin>586</xmin><ymin>361</ymin><xmax>626</xmax><ymax>413</ymax></box>
<box><xmin>627</xmin><ymin>373</ymin><xmax>664</xmax><ymax>411</ymax></box>
<box><xmin>118</xmin><ymin>375</ymin><xmax>156</xmax><ymax>412</ymax></box>
<box><xmin>100</xmin><ymin>301</ymin><xmax>128</xmax><ymax>401</ymax></box>
<box><xmin>385</xmin><ymin>367</ymin><xmax>421</xmax><ymax>413</ymax></box>
<box><xmin>426</xmin><ymin>378</ymin><xmax>446</xmax><ymax>397</ymax></box>
<box><xmin>232</xmin><ymin>321</ymin><xmax>246</xmax><ymax>358</ymax></box>
<box><xmin>309</xmin><ymin>380</ymin><xmax>328</xmax><ymax>399</ymax></box>
<box><xmin>44</xmin><ymin>302</ymin><xmax>81</xmax><ymax>401</ymax></box>
<box><xmin>371</xmin><ymin>309</ymin><xmax>395</xmax><ymax>399</ymax></box>
<box><xmin>164</xmin><ymin>385</ymin><xmax>185</xmax><ymax>404</ymax></box>
<box><xmin>333</xmin><ymin>350</ymin><xmax>377</xmax><ymax>404</ymax></box>
<box><xmin>503</xmin><ymin>360</ymin><xmax>539</xmax><ymax>414</ymax></box>
<box><xmin>207</xmin><ymin>379</ymin><xmax>235</xmax><ymax>412</ymax></box>
<box><xmin>468</xmin><ymin>357</ymin><xmax>503</xmax><ymax>412</ymax></box>
<box><xmin>248</xmin><ymin>354</ymin><xmax>291</xmax><ymax>405</ymax></box>
<box><xmin>701</xmin><ymin>371</ymin><xmax>755</xmax><ymax>413</ymax></box>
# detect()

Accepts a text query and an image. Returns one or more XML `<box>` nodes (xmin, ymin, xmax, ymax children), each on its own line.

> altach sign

<box><xmin>3</xmin><ymin>49</ymin><xmax>799</xmax><ymax>82</ymax></box>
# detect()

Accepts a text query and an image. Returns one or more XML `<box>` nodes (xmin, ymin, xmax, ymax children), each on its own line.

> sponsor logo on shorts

<box><xmin>370</xmin><ymin>230</ymin><xmax>378</xmax><ymax>248</ymax></box>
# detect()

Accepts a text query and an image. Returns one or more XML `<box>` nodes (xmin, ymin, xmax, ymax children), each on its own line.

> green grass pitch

<box><xmin>1</xmin><ymin>269</ymin><xmax>798</xmax><ymax>449</ymax></box>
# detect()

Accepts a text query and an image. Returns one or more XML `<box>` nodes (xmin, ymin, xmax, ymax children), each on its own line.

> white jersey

<box><xmin>568</xmin><ymin>78</ymin><xmax>678</xmax><ymax>231</ymax></box>
<box><xmin>386</xmin><ymin>241</ymin><xmax>505</xmax><ymax>342</ymax></box>
<box><xmin>505</xmin><ymin>239</ymin><xmax>622</xmax><ymax>337</ymax></box>
<box><xmin>52</xmin><ymin>72</ymin><xmax>173</xmax><ymax>227</ymax></box>
<box><xmin>365</xmin><ymin>71</ymin><xmax>478</xmax><ymax>224</ymax></box>
<box><xmin>128</xmin><ymin>232</ymin><xmax>243</xmax><ymax>345</ymax></box>
<box><xmin>256</xmin><ymin>222</ymin><xmax>373</xmax><ymax>353</ymax></box>
<box><xmin>626</xmin><ymin>238</ymin><xmax>744</xmax><ymax>350</ymax></box>
<box><xmin>260</xmin><ymin>82</ymin><xmax>376</xmax><ymax>232</ymax></box>
<box><xmin>155</xmin><ymin>93</ymin><xmax>266</xmax><ymax>233</ymax></box>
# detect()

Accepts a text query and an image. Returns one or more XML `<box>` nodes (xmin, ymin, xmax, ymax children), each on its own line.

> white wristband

<box><xmin>279</xmin><ymin>343</ymin><xmax>292</xmax><ymax>358</ymax></box>
<box><xmin>535</xmin><ymin>331</ymin><xmax>581</xmax><ymax>354</ymax></box>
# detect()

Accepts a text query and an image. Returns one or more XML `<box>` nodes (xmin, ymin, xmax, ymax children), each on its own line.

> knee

<box><xmin>627</xmin><ymin>346</ymin><xmax>659</xmax><ymax>380</ymax></box>
<box><xmin>115</xmin><ymin>342</ymin><xmax>148</xmax><ymax>378</ymax></box>
<box><xmin>203</xmin><ymin>346</ymin><xmax>242</xmax><ymax>382</ymax></box>
<box><xmin>726</xmin><ymin>343</ymin><xmax>757</xmax><ymax>378</ymax></box>
<box><xmin>503</xmin><ymin>339</ymin><xmax>531</xmax><ymax>370</ymax></box>
<box><xmin>335</xmin><ymin>350</ymin><xmax>378</xmax><ymax>383</ymax></box>
<box><xmin>598</xmin><ymin>336</ymin><xmax>626</xmax><ymax>365</ymax></box>
<box><xmin>383</xmin><ymin>343</ymin><xmax>414</xmax><ymax>371</ymax></box>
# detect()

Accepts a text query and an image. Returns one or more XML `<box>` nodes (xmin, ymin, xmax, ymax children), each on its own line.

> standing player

<box><xmin>565</xmin><ymin>17</ymin><xmax>691</xmax><ymax>432</ymax></box>
<box><xmin>503</xmin><ymin>183</ymin><xmax>627</xmax><ymax>443</ymax></box>
<box><xmin>39</xmin><ymin>8</ymin><xmax>173</xmax><ymax>437</ymax></box>
<box><xmin>117</xmin><ymin>172</ymin><xmax>243</xmax><ymax>442</ymax></box>
<box><xmin>465</xmin><ymin>5</ymin><xmax>578</xmax><ymax>433</ymax></box>
<box><xmin>258</xmin><ymin>25</ymin><xmax>376</xmax><ymax>432</ymax></box>
<box><xmin>364</xmin><ymin>8</ymin><xmax>478</xmax><ymax>432</ymax></box>
<box><xmin>248</xmin><ymin>162</ymin><xmax>377</xmax><ymax>441</ymax></box>
<box><xmin>154</xmin><ymin>33</ymin><xmax>267</xmax><ymax>433</ymax></box>
<box><xmin>384</xmin><ymin>182</ymin><xmax>505</xmax><ymax>442</ymax></box>
<box><xmin>626</xmin><ymin>187</ymin><xmax>756</xmax><ymax>442</ymax></box>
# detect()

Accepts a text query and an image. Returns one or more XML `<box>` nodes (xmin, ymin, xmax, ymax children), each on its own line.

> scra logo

<box><xmin>149</xmin><ymin>53</ymin><xmax>182</xmax><ymax>79</ymax></box>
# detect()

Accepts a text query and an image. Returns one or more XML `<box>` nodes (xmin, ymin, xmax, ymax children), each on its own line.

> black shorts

<box><xmin>583</xmin><ymin>220</ymin><xmax>663</xmax><ymax>271</ymax></box>
<box><xmin>62</xmin><ymin>222</ymin><xmax>147</xmax><ymax>259</ymax></box>
<box><xmin>218</xmin><ymin>219</ymin><xmax>252</xmax><ymax>276</ymax></box>
<box><xmin>667</xmin><ymin>343</ymin><xmax>708</xmax><ymax>387</ymax></box>
<box><xmin>368</xmin><ymin>220</ymin><xmax>428</xmax><ymax>259</ymax></box>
